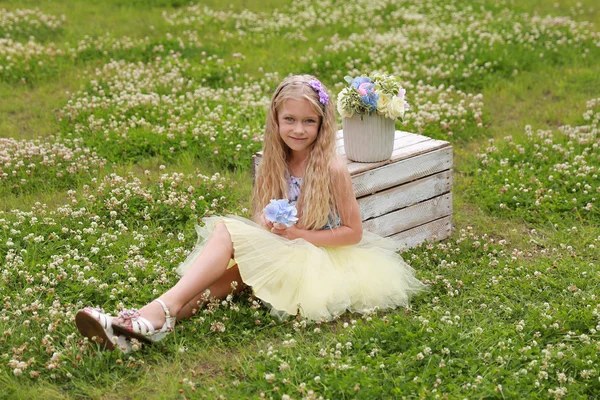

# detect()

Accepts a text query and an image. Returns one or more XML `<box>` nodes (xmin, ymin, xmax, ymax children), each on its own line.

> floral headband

<box><xmin>307</xmin><ymin>79</ymin><xmax>329</xmax><ymax>106</ymax></box>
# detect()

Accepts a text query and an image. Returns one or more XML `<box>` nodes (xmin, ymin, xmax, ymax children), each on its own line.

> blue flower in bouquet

<box><xmin>359</xmin><ymin>85</ymin><xmax>379</xmax><ymax>114</ymax></box>
<box><xmin>350</xmin><ymin>77</ymin><xmax>379</xmax><ymax>114</ymax></box>
<box><xmin>263</xmin><ymin>199</ymin><xmax>299</xmax><ymax>227</ymax></box>
<box><xmin>351</xmin><ymin>76</ymin><xmax>372</xmax><ymax>90</ymax></box>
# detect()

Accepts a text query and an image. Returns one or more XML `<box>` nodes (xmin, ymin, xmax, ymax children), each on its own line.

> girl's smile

<box><xmin>278</xmin><ymin>98</ymin><xmax>320</xmax><ymax>157</ymax></box>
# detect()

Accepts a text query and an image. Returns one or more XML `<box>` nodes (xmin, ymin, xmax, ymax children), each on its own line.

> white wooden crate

<box><xmin>252</xmin><ymin>130</ymin><xmax>453</xmax><ymax>251</ymax></box>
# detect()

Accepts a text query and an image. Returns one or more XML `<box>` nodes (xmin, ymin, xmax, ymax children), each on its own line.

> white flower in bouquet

<box><xmin>384</xmin><ymin>88</ymin><xmax>407</xmax><ymax>120</ymax></box>
<box><xmin>336</xmin><ymin>88</ymin><xmax>355</xmax><ymax>119</ymax></box>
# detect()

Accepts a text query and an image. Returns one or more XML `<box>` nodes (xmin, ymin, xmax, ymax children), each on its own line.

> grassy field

<box><xmin>1</xmin><ymin>0</ymin><xmax>599</xmax><ymax>398</ymax></box>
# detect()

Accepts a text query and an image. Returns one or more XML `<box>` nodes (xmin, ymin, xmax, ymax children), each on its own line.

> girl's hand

<box><xmin>271</xmin><ymin>224</ymin><xmax>303</xmax><ymax>240</ymax></box>
<box><xmin>258</xmin><ymin>212</ymin><xmax>274</xmax><ymax>230</ymax></box>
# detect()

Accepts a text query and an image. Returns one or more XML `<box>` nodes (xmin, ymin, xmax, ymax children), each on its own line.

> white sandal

<box><xmin>111</xmin><ymin>299</ymin><xmax>176</xmax><ymax>343</ymax></box>
<box><xmin>75</xmin><ymin>307</ymin><xmax>132</xmax><ymax>353</ymax></box>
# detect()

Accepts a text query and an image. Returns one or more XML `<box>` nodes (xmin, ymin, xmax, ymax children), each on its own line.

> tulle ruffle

<box><xmin>177</xmin><ymin>215</ymin><xmax>425</xmax><ymax>321</ymax></box>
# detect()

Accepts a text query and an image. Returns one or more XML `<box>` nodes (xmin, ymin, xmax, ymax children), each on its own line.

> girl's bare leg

<box><xmin>116</xmin><ymin>223</ymin><xmax>234</xmax><ymax>328</ymax></box>
<box><xmin>177</xmin><ymin>264</ymin><xmax>246</xmax><ymax>320</ymax></box>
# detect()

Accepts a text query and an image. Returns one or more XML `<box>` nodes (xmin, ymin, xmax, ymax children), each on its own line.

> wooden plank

<box><xmin>358</xmin><ymin>170</ymin><xmax>453</xmax><ymax>219</ymax></box>
<box><xmin>347</xmin><ymin>139</ymin><xmax>450</xmax><ymax>175</ymax></box>
<box><xmin>352</xmin><ymin>146</ymin><xmax>453</xmax><ymax>197</ymax></box>
<box><xmin>387</xmin><ymin>215</ymin><xmax>453</xmax><ymax>251</ymax></box>
<box><xmin>363</xmin><ymin>193</ymin><xmax>452</xmax><ymax>237</ymax></box>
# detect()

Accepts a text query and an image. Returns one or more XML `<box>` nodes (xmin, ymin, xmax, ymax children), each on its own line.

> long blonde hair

<box><xmin>252</xmin><ymin>74</ymin><xmax>338</xmax><ymax>230</ymax></box>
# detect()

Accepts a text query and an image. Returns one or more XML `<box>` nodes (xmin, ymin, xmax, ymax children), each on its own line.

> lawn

<box><xmin>0</xmin><ymin>0</ymin><xmax>599</xmax><ymax>398</ymax></box>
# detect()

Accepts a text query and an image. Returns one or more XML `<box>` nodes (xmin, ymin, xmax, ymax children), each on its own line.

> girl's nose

<box><xmin>294</xmin><ymin>122</ymin><xmax>304</xmax><ymax>134</ymax></box>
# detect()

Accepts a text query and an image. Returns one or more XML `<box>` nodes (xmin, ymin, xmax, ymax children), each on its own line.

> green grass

<box><xmin>1</xmin><ymin>0</ymin><xmax>599</xmax><ymax>398</ymax></box>
<box><xmin>0</xmin><ymin>65</ymin><xmax>82</xmax><ymax>139</ymax></box>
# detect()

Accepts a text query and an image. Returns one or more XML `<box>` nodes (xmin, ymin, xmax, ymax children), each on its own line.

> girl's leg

<box><xmin>177</xmin><ymin>264</ymin><xmax>246</xmax><ymax>320</ymax></box>
<box><xmin>117</xmin><ymin>222</ymin><xmax>235</xmax><ymax>328</ymax></box>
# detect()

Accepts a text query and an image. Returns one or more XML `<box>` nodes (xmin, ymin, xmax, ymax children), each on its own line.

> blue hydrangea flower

<box><xmin>350</xmin><ymin>76</ymin><xmax>379</xmax><ymax>114</ymax></box>
<box><xmin>361</xmin><ymin>90</ymin><xmax>379</xmax><ymax>114</ymax></box>
<box><xmin>351</xmin><ymin>76</ymin><xmax>372</xmax><ymax>89</ymax></box>
<box><xmin>263</xmin><ymin>199</ymin><xmax>299</xmax><ymax>227</ymax></box>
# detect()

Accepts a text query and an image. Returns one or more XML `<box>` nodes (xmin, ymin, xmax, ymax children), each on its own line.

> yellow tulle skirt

<box><xmin>177</xmin><ymin>216</ymin><xmax>426</xmax><ymax>322</ymax></box>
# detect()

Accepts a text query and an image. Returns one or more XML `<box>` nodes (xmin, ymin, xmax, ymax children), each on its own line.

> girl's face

<box><xmin>277</xmin><ymin>98</ymin><xmax>320</xmax><ymax>158</ymax></box>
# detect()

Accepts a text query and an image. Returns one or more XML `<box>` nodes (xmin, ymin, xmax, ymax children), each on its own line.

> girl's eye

<box><xmin>306</xmin><ymin>119</ymin><xmax>316</xmax><ymax>124</ymax></box>
<box><xmin>285</xmin><ymin>117</ymin><xmax>294</xmax><ymax>122</ymax></box>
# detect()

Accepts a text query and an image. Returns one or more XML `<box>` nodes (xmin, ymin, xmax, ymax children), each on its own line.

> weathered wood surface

<box><xmin>362</xmin><ymin>193</ymin><xmax>452</xmax><ymax>237</ymax></box>
<box><xmin>358</xmin><ymin>170</ymin><xmax>452</xmax><ymax>219</ymax></box>
<box><xmin>346</xmin><ymin>138</ymin><xmax>450</xmax><ymax>175</ymax></box>
<box><xmin>388</xmin><ymin>215</ymin><xmax>453</xmax><ymax>251</ymax></box>
<box><xmin>352</xmin><ymin>146</ymin><xmax>453</xmax><ymax>197</ymax></box>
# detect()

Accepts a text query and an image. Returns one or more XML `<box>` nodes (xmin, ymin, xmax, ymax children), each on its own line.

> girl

<box><xmin>76</xmin><ymin>74</ymin><xmax>425</xmax><ymax>347</ymax></box>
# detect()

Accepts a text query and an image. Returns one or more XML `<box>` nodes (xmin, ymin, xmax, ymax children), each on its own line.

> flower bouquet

<box><xmin>337</xmin><ymin>74</ymin><xmax>409</xmax><ymax>162</ymax></box>
<box><xmin>263</xmin><ymin>199</ymin><xmax>298</xmax><ymax>228</ymax></box>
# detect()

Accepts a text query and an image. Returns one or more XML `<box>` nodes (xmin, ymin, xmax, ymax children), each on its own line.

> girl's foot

<box><xmin>112</xmin><ymin>299</ymin><xmax>176</xmax><ymax>343</ymax></box>
<box><xmin>117</xmin><ymin>301</ymin><xmax>168</xmax><ymax>329</ymax></box>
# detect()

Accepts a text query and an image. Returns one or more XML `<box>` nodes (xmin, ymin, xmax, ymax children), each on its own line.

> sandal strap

<box><xmin>113</xmin><ymin>302</ymin><xmax>175</xmax><ymax>342</ymax></box>
<box><xmin>153</xmin><ymin>299</ymin><xmax>171</xmax><ymax>319</ymax></box>
<box><xmin>117</xmin><ymin>309</ymin><xmax>156</xmax><ymax>335</ymax></box>
<box><xmin>131</xmin><ymin>316</ymin><xmax>155</xmax><ymax>335</ymax></box>
<box><xmin>152</xmin><ymin>298</ymin><xmax>176</xmax><ymax>330</ymax></box>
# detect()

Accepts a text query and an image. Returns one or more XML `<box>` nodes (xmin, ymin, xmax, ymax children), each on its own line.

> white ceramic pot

<box><xmin>342</xmin><ymin>114</ymin><xmax>396</xmax><ymax>162</ymax></box>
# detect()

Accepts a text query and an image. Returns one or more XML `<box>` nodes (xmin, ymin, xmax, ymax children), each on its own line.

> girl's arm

<box><xmin>271</xmin><ymin>156</ymin><xmax>363</xmax><ymax>246</ymax></box>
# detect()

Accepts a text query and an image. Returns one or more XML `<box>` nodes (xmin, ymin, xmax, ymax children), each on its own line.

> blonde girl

<box><xmin>76</xmin><ymin>74</ymin><xmax>424</xmax><ymax>346</ymax></box>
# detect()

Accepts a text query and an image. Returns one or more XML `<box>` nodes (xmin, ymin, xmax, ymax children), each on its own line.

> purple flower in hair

<box><xmin>308</xmin><ymin>79</ymin><xmax>329</xmax><ymax>106</ymax></box>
